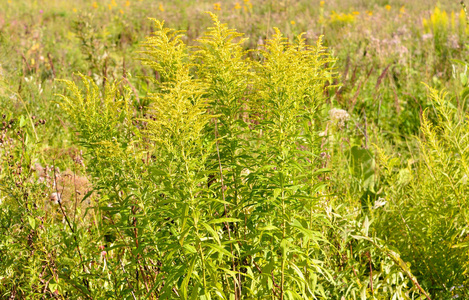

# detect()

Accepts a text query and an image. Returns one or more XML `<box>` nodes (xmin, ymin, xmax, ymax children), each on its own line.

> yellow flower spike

<box><xmin>111</xmin><ymin>0</ymin><xmax>117</xmax><ymax>7</ymax></box>
<box><xmin>92</xmin><ymin>1</ymin><xmax>98</xmax><ymax>9</ymax></box>
<box><xmin>158</xmin><ymin>3</ymin><xmax>164</xmax><ymax>11</ymax></box>
<box><xmin>108</xmin><ymin>4</ymin><xmax>112</xmax><ymax>10</ymax></box>
<box><xmin>459</xmin><ymin>9</ymin><xmax>466</xmax><ymax>33</ymax></box>
<box><xmin>125</xmin><ymin>0</ymin><xmax>130</xmax><ymax>7</ymax></box>
<box><xmin>234</xmin><ymin>2</ymin><xmax>241</xmax><ymax>10</ymax></box>
<box><xmin>120</xmin><ymin>9</ymin><xmax>124</xmax><ymax>14</ymax></box>
<box><xmin>320</xmin><ymin>1</ymin><xmax>325</xmax><ymax>7</ymax></box>
<box><xmin>213</xmin><ymin>2</ymin><xmax>221</xmax><ymax>11</ymax></box>
<box><xmin>399</xmin><ymin>6</ymin><xmax>405</xmax><ymax>14</ymax></box>
<box><xmin>385</xmin><ymin>5</ymin><xmax>391</xmax><ymax>11</ymax></box>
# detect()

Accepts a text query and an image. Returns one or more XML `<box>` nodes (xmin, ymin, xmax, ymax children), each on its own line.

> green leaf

<box><xmin>207</xmin><ymin>218</ymin><xmax>241</xmax><ymax>224</ymax></box>
<box><xmin>19</xmin><ymin>115</ymin><xmax>26</xmax><ymax>128</ymax></box>
<box><xmin>28</xmin><ymin>216</ymin><xmax>36</xmax><ymax>230</ymax></box>
<box><xmin>452</xmin><ymin>241</ymin><xmax>469</xmax><ymax>248</ymax></box>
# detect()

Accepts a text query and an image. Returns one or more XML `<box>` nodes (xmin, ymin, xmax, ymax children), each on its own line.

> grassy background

<box><xmin>1</xmin><ymin>0</ymin><xmax>469</xmax><ymax>298</ymax></box>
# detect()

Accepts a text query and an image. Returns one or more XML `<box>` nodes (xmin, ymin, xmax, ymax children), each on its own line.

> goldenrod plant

<box><xmin>3</xmin><ymin>1</ymin><xmax>469</xmax><ymax>299</ymax></box>
<box><xmin>374</xmin><ymin>86</ymin><xmax>469</xmax><ymax>298</ymax></box>
<box><xmin>42</xmin><ymin>15</ymin><xmax>418</xmax><ymax>299</ymax></box>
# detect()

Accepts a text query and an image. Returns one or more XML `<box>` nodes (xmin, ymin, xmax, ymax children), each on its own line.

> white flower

<box><xmin>50</xmin><ymin>192</ymin><xmax>62</xmax><ymax>204</ymax></box>
<box><xmin>422</xmin><ymin>33</ymin><xmax>433</xmax><ymax>41</ymax></box>
<box><xmin>329</xmin><ymin>108</ymin><xmax>350</xmax><ymax>127</ymax></box>
<box><xmin>372</xmin><ymin>197</ymin><xmax>387</xmax><ymax>209</ymax></box>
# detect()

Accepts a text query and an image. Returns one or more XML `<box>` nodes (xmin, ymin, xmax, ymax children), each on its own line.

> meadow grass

<box><xmin>1</xmin><ymin>0</ymin><xmax>469</xmax><ymax>298</ymax></box>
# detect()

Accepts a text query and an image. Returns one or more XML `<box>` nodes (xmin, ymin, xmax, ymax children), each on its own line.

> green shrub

<box><xmin>374</xmin><ymin>85</ymin><xmax>469</xmax><ymax>298</ymax></box>
<box><xmin>0</xmin><ymin>13</ymin><xmax>424</xmax><ymax>299</ymax></box>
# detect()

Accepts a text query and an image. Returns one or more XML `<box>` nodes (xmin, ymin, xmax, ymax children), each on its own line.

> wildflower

<box><xmin>39</xmin><ymin>9</ymin><xmax>43</xmax><ymax>14</ymax></box>
<box><xmin>234</xmin><ymin>2</ymin><xmax>241</xmax><ymax>10</ymax></box>
<box><xmin>73</xmin><ymin>8</ymin><xmax>77</xmax><ymax>13</ymax></box>
<box><xmin>213</xmin><ymin>2</ymin><xmax>221</xmax><ymax>11</ymax></box>
<box><xmin>352</xmin><ymin>11</ymin><xmax>360</xmax><ymax>15</ymax></box>
<box><xmin>111</xmin><ymin>0</ymin><xmax>117</xmax><ymax>7</ymax></box>
<box><xmin>125</xmin><ymin>0</ymin><xmax>130</xmax><ymax>6</ymax></box>
<box><xmin>399</xmin><ymin>5</ymin><xmax>405</xmax><ymax>14</ymax></box>
<box><xmin>50</xmin><ymin>192</ymin><xmax>62</xmax><ymax>204</ymax></box>
<box><xmin>320</xmin><ymin>1</ymin><xmax>325</xmax><ymax>7</ymax></box>
<box><xmin>422</xmin><ymin>33</ymin><xmax>433</xmax><ymax>41</ymax></box>
<box><xmin>448</xmin><ymin>34</ymin><xmax>459</xmax><ymax>49</ymax></box>
<box><xmin>92</xmin><ymin>2</ymin><xmax>98</xmax><ymax>8</ymax></box>
<box><xmin>329</xmin><ymin>108</ymin><xmax>350</xmax><ymax>127</ymax></box>
<box><xmin>120</xmin><ymin>9</ymin><xmax>124</xmax><ymax>14</ymax></box>
<box><xmin>158</xmin><ymin>3</ymin><xmax>164</xmax><ymax>12</ymax></box>
<box><xmin>367</xmin><ymin>11</ymin><xmax>373</xmax><ymax>16</ymax></box>
<box><xmin>290</xmin><ymin>20</ymin><xmax>296</xmax><ymax>25</ymax></box>
<box><xmin>243</xmin><ymin>0</ymin><xmax>252</xmax><ymax>11</ymax></box>
<box><xmin>372</xmin><ymin>198</ymin><xmax>387</xmax><ymax>209</ymax></box>
<box><xmin>385</xmin><ymin>5</ymin><xmax>391</xmax><ymax>11</ymax></box>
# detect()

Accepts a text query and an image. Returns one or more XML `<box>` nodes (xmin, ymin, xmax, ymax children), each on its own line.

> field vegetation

<box><xmin>1</xmin><ymin>0</ymin><xmax>469</xmax><ymax>299</ymax></box>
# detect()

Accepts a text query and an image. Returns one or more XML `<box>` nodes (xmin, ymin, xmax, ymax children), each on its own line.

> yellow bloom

<box><xmin>158</xmin><ymin>3</ymin><xmax>164</xmax><ymax>12</ymax></box>
<box><xmin>125</xmin><ymin>1</ymin><xmax>130</xmax><ymax>7</ymax></box>
<box><xmin>352</xmin><ymin>11</ymin><xmax>360</xmax><ymax>15</ymax></box>
<box><xmin>73</xmin><ymin>8</ymin><xmax>78</xmax><ymax>13</ymax></box>
<box><xmin>92</xmin><ymin>2</ymin><xmax>98</xmax><ymax>9</ymax></box>
<box><xmin>234</xmin><ymin>2</ymin><xmax>241</xmax><ymax>10</ymax></box>
<box><xmin>385</xmin><ymin>5</ymin><xmax>391</xmax><ymax>11</ymax></box>
<box><xmin>243</xmin><ymin>0</ymin><xmax>250</xmax><ymax>3</ymax></box>
<box><xmin>213</xmin><ymin>2</ymin><xmax>221</xmax><ymax>11</ymax></box>
<box><xmin>367</xmin><ymin>11</ymin><xmax>372</xmax><ymax>16</ymax></box>
<box><xmin>320</xmin><ymin>1</ymin><xmax>325</xmax><ymax>7</ymax></box>
<box><xmin>399</xmin><ymin>5</ymin><xmax>405</xmax><ymax>14</ymax></box>
<box><xmin>111</xmin><ymin>0</ymin><xmax>117</xmax><ymax>7</ymax></box>
<box><xmin>290</xmin><ymin>20</ymin><xmax>296</xmax><ymax>25</ymax></box>
<box><xmin>108</xmin><ymin>4</ymin><xmax>112</xmax><ymax>10</ymax></box>
<box><xmin>120</xmin><ymin>9</ymin><xmax>125</xmax><ymax>14</ymax></box>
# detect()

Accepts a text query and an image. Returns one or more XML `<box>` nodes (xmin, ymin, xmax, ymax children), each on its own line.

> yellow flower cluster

<box><xmin>422</xmin><ymin>6</ymin><xmax>468</xmax><ymax>37</ymax></box>
<box><xmin>108</xmin><ymin>0</ymin><xmax>117</xmax><ymax>10</ymax></box>
<box><xmin>329</xmin><ymin>11</ymin><xmax>356</xmax><ymax>26</ymax></box>
<box><xmin>213</xmin><ymin>2</ymin><xmax>221</xmax><ymax>11</ymax></box>
<box><xmin>243</xmin><ymin>0</ymin><xmax>252</xmax><ymax>12</ymax></box>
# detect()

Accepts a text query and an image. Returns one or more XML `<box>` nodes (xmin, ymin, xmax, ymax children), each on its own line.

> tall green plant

<box><xmin>374</xmin><ymin>85</ymin><xmax>469</xmax><ymax>298</ymax></box>
<box><xmin>50</xmin><ymin>14</ymin><xmax>420</xmax><ymax>299</ymax></box>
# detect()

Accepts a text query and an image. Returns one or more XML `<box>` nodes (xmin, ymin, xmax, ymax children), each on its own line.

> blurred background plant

<box><xmin>1</xmin><ymin>0</ymin><xmax>469</xmax><ymax>298</ymax></box>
